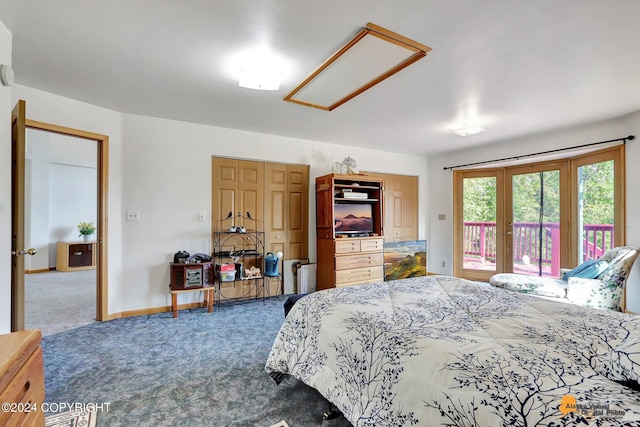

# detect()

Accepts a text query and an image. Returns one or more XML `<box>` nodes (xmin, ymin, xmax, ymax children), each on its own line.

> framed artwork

<box><xmin>383</xmin><ymin>240</ymin><xmax>427</xmax><ymax>281</ymax></box>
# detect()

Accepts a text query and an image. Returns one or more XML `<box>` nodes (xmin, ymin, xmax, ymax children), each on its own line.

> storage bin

<box><xmin>216</xmin><ymin>263</ymin><xmax>235</xmax><ymax>272</ymax></box>
<box><xmin>217</xmin><ymin>271</ymin><xmax>236</xmax><ymax>282</ymax></box>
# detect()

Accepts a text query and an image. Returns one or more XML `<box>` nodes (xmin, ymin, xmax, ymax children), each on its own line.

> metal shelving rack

<box><xmin>212</xmin><ymin>212</ymin><xmax>265</xmax><ymax>304</ymax></box>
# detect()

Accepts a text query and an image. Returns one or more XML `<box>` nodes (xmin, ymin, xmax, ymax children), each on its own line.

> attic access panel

<box><xmin>283</xmin><ymin>23</ymin><xmax>431</xmax><ymax>111</ymax></box>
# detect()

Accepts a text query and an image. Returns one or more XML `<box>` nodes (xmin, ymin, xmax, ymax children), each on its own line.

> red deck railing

<box><xmin>463</xmin><ymin>221</ymin><xmax>614</xmax><ymax>276</ymax></box>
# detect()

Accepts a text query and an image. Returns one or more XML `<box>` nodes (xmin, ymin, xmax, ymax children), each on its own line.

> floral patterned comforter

<box><xmin>265</xmin><ymin>275</ymin><xmax>640</xmax><ymax>426</ymax></box>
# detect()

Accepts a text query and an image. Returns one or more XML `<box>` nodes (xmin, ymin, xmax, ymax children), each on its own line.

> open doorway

<box><xmin>23</xmin><ymin>128</ymin><xmax>98</xmax><ymax>335</ymax></box>
<box><xmin>12</xmin><ymin>99</ymin><xmax>109</xmax><ymax>332</ymax></box>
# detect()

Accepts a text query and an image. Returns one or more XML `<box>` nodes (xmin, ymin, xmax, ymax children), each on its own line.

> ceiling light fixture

<box><xmin>238</xmin><ymin>67</ymin><xmax>281</xmax><ymax>91</ymax></box>
<box><xmin>451</xmin><ymin>124</ymin><xmax>485</xmax><ymax>136</ymax></box>
<box><xmin>283</xmin><ymin>23</ymin><xmax>431</xmax><ymax>111</ymax></box>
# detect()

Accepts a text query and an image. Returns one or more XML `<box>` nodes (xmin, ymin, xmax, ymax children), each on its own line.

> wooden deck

<box><xmin>464</xmin><ymin>256</ymin><xmax>555</xmax><ymax>277</ymax></box>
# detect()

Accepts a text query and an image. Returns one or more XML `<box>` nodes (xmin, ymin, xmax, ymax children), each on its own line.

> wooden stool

<box><xmin>169</xmin><ymin>286</ymin><xmax>215</xmax><ymax>318</ymax></box>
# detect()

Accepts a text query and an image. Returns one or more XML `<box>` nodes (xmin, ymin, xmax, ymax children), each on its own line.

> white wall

<box><xmin>6</xmin><ymin>87</ymin><xmax>427</xmax><ymax>316</ymax></box>
<box><xmin>6</xmin><ymin>78</ymin><xmax>640</xmax><ymax>319</ymax></box>
<box><xmin>427</xmin><ymin>111</ymin><xmax>640</xmax><ymax>311</ymax></box>
<box><xmin>49</xmin><ymin>164</ymin><xmax>97</xmax><ymax>254</ymax></box>
<box><xmin>5</xmin><ymin>76</ymin><xmax>640</xmax><ymax>318</ymax></box>
<box><xmin>120</xmin><ymin>114</ymin><xmax>428</xmax><ymax>312</ymax></box>
<box><xmin>0</xmin><ymin>20</ymin><xmax>11</xmax><ymax>333</ymax></box>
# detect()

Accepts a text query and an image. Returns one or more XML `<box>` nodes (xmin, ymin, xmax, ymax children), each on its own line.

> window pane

<box><xmin>578</xmin><ymin>160</ymin><xmax>614</xmax><ymax>261</ymax></box>
<box><xmin>511</xmin><ymin>170</ymin><xmax>560</xmax><ymax>277</ymax></box>
<box><xmin>462</xmin><ymin>177</ymin><xmax>496</xmax><ymax>271</ymax></box>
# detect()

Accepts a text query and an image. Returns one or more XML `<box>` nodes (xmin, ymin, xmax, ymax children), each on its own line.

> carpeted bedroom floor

<box><xmin>41</xmin><ymin>296</ymin><xmax>352</xmax><ymax>426</ymax></box>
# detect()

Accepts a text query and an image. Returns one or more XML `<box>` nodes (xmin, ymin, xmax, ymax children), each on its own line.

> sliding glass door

<box><xmin>571</xmin><ymin>149</ymin><xmax>624</xmax><ymax>266</ymax></box>
<box><xmin>453</xmin><ymin>146</ymin><xmax>624</xmax><ymax>281</ymax></box>
<box><xmin>454</xmin><ymin>170</ymin><xmax>503</xmax><ymax>281</ymax></box>
<box><xmin>505</xmin><ymin>164</ymin><xmax>566</xmax><ymax>277</ymax></box>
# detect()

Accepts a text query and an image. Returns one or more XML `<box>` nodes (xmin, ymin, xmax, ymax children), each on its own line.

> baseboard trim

<box><xmin>110</xmin><ymin>302</ymin><xmax>210</xmax><ymax>320</ymax></box>
<box><xmin>25</xmin><ymin>268</ymin><xmax>52</xmax><ymax>274</ymax></box>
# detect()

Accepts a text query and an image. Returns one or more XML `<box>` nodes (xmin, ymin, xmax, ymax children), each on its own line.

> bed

<box><xmin>265</xmin><ymin>275</ymin><xmax>640</xmax><ymax>426</ymax></box>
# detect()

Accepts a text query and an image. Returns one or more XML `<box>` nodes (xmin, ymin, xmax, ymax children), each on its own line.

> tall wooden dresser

<box><xmin>316</xmin><ymin>173</ymin><xmax>385</xmax><ymax>290</ymax></box>
<box><xmin>0</xmin><ymin>330</ymin><xmax>45</xmax><ymax>427</ymax></box>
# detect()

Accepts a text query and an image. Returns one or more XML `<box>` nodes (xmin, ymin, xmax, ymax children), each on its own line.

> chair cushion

<box><xmin>563</xmin><ymin>259</ymin><xmax>609</xmax><ymax>281</ymax></box>
<box><xmin>489</xmin><ymin>273</ymin><xmax>567</xmax><ymax>298</ymax></box>
<box><xmin>566</xmin><ymin>277</ymin><xmax>624</xmax><ymax>311</ymax></box>
<box><xmin>565</xmin><ymin>246</ymin><xmax>640</xmax><ymax>311</ymax></box>
<box><xmin>490</xmin><ymin>247</ymin><xmax>639</xmax><ymax>310</ymax></box>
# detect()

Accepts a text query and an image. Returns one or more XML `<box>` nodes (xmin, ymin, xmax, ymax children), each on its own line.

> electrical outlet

<box><xmin>126</xmin><ymin>210</ymin><xmax>140</xmax><ymax>222</ymax></box>
<box><xmin>198</xmin><ymin>211</ymin><xmax>206</xmax><ymax>222</ymax></box>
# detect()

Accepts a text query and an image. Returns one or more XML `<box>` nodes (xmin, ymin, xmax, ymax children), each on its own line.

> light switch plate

<box><xmin>126</xmin><ymin>210</ymin><xmax>140</xmax><ymax>222</ymax></box>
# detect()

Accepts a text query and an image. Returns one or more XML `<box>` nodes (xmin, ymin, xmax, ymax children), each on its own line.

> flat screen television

<box><xmin>334</xmin><ymin>203</ymin><xmax>374</xmax><ymax>236</ymax></box>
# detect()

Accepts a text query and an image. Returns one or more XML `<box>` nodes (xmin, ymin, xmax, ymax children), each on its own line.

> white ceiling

<box><xmin>1</xmin><ymin>1</ymin><xmax>639</xmax><ymax>156</ymax></box>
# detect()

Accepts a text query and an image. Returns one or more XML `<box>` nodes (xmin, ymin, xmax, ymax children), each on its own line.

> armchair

<box><xmin>565</xmin><ymin>246</ymin><xmax>639</xmax><ymax>311</ymax></box>
<box><xmin>489</xmin><ymin>246</ymin><xmax>639</xmax><ymax>311</ymax></box>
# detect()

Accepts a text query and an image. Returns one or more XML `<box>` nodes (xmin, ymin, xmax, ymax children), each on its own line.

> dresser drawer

<box><xmin>68</xmin><ymin>243</ymin><xmax>94</xmax><ymax>268</ymax></box>
<box><xmin>360</xmin><ymin>238</ymin><xmax>384</xmax><ymax>252</ymax></box>
<box><xmin>335</xmin><ymin>266</ymin><xmax>384</xmax><ymax>285</ymax></box>
<box><xmin>0</xmin><ymin>341</ymin><xmax>45</xmax><ymax>427</ymax></box>
<box><xmin>335</xmin><ymin>252</ymin><xmax>383</xmax><ymax>270</ymax></box>
<box><xmin>335</xmin><ymin>239</ymin><xmax>361</xmax><ymax>254</ymax></box>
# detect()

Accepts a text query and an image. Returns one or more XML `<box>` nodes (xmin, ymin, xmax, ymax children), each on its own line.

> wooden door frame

<box><xmin>12</xmin><ymin>115</ymin><xmax>109</xmax><ymax>329</ymax></box>
<box><xmin>453</xmin><ymin>145</ymin><xmax>625</xmax><ymax>281</ymax></box>
<box><xmin>11</xmin><ymin>100</ymin><xmax>26</xmax><ymax>331</ymax></box>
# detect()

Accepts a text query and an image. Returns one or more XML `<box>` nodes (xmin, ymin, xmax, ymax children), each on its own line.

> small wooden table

<box><xmin>56</xmin><ymin>241</ymin><xmax>97</xmax><ymax>272</ymax></box>
<box><xmin>169</xmin><ymin>286</ymin><xmax>215</xmax><ymax>318</ymax></box>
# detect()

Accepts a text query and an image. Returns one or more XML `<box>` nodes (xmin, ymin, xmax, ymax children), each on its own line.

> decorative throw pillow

<box><xmin>563</xmin><ymin>259</ymin><xmax>609</xmax><ymax>281</ymax></box>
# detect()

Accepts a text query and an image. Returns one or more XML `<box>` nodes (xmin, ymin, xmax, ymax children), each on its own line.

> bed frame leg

<box><xmin>322</xmin><ymin>402</ymin><xmax>343</xmax><ymax>421</ymax></box>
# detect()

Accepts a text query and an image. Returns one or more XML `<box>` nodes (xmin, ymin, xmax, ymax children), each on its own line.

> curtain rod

<box><xmin>443</xmin><ymin>135</ymin><xmax>635</xmax><ymax>171</ymax></box>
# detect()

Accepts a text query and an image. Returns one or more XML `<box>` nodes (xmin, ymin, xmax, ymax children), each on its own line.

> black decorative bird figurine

<box><xmin>246</xmin><ymin>212</ymin><xmax>252</xmax><ymax>219</ymax></box>
<box><xmin>226</xmin><ymin>211</ymin><xmax>232</xmax><ymax>219</ymax></box>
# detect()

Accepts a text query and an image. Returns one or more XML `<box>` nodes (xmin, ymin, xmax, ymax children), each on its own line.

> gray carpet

<box><xmin>41</xmin><ymin>297</ymin><xmax>352</xmax><ymax>427</ymax></box>
<box><xmin>25</xmin><ymin>270</ymin><xmax>96</xmax><ymax>336</ymax></box>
